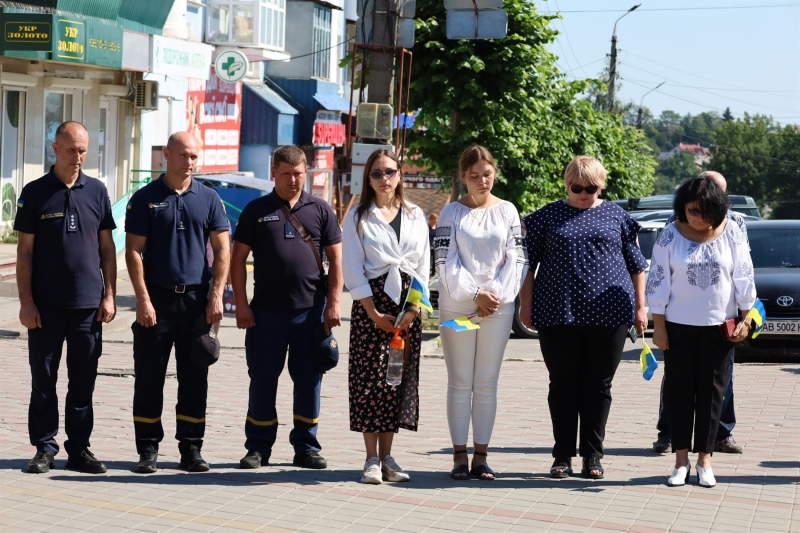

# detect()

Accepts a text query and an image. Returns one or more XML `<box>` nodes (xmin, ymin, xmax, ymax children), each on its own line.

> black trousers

<box><xmin>132</xmin><ymin>285</ymin><xmax>208</xmax><ymax>454</ymax></box>
<box><xmin>538</xmin><ymin>324</ymin><xmax>627</xmax><ymax>459</ymax></box>
<box><xmin>28</xmin><ymin>308</ymin><xmax>101</xmax><ymax>457</ymax></box>
<box><xmin>664</xmin><ymin>321</ymin><xmax>733</xmax><ymax>454</ymax></box>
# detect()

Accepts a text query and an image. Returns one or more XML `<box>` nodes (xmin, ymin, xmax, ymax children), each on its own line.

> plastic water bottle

<box><xmin>386</xmin><ymin>329</ymin><xmax>405</xmax><ymax>386</ymax></box>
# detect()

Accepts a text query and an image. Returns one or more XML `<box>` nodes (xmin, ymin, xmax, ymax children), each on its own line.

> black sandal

<box><xmin>450</xmin><ymin>449</ymin><xmax>469</xmax><ymax>480</ymax></box>
<box><xmin>470</xmin><ymin>451</ymin><xmax>495</xmax><ymax>480</ymax></box>
<box><xmin>550</xmin><ymin>458</ymin><xmax>572</xmax><ymax>479</ymax></box>
<box><xmin>581</xmin><ymin>456</ymin><xmax>604</xmax><ymax>479</ymax></box>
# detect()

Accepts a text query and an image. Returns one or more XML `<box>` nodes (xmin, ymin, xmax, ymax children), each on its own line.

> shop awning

<box><xmin>312</xmin><ymin>94</ymin><xmax>353</xmax><ymax>114</ymax></box>
<box><xmin>245</xmin><ymin>82</ymin><xmax>298</xmax><ymax>115</ymax></box>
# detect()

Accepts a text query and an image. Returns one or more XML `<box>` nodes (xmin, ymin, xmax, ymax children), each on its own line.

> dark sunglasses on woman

<box><xmin>570</xmin><ymin>184</ymin><xmax>599</xmax><ymax>194</ymax></box>
<box><xmin>369</xmin><ymin>169</ymin><xmax>399</xmax><ymax>180</ymax></box>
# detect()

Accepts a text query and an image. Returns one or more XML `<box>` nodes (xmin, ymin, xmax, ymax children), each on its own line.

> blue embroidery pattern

<box><xmin>645</xmin><ymin>264</ymin><xmax>665</xmax><ymax>296</ymax></box>
<box><xmin>741</xmin><ymin>259</ymin><xmax>754</xmax><ymax>281</ymax></box>
<box><xmin>687</xmin><ymin>242</ymin><xmax>721</xmax><ymax>290</ymax></box>
<box><xmin>656</xmin><ymin>229</ymin><xmax>675</xmax><ymax>247</ymax></box>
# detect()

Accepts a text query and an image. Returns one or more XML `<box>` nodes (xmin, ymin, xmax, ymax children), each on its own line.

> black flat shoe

<box><xmin>581</xmin><ymin>456</ymin><xmax>604</xmax><ymax>479</ymax></box>
<box><xmin>550</xmin><ymin>458</ymin><xmax>572</xmax><ymax>479</ymax></box>
<box><xmin>470</xmin><ymin>451</ymin><xmax>495</xmax><ymax>480</ymax></box>
<box><xmin>179</xmin><ymin>445</ymin><xmax>210</xmax><ymax>472</ymax></box>
<box><xmin>27</xmin><ymin>451</ymin><xmax>55</xmax><ymax>474</ymax></box>
<box><xmin>65</xmin><ymin>449</ymin><xmax>107</xmax><ymax>474</ymax></box>
<box><xmin>450</xmin><ymin>449</ymin><xmax>469</xmax><ymax>480</ymax></box>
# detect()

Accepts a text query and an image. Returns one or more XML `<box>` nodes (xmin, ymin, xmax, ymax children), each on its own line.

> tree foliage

<box><xmin>405</xmin><ymin>0</ymin><xmax>655</xmax><ymax>213</ymax></box>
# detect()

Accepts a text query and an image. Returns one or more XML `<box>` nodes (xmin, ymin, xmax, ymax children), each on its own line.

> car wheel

<box><xmin>511</xmin><ymin>297</ymin><xmax>537</xmax><ymax>338</ymax></box>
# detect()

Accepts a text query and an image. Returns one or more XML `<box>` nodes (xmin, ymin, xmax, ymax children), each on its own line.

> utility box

<box><xmin>356</xmin><ymin>103</ymin><xmax>393</xmax><ymax>140</ymax></box>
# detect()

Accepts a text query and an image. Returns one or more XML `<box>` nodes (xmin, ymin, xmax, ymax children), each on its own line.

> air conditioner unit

<box><xmin>356</xmin><ymin>103</ymin><xmax>393</xmax><ymax>140</ymax></box>
<box><xmin>134</xmin><ymin>80</ymin><xmax>159</xmax><ymax>110</ymax></box>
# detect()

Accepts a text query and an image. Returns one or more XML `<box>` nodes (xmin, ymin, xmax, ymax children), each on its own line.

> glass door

<box><xmin>0</xmin><ymin>90</ymin><xmax>24</xmax><ymax>223</ymax></box>
<box><xmin>98</xmin><ymin>97</ymin><xmax>119</xmax><ymax>200</ymax></box>
<box><xmin>44</xmin><ymin>91</ymin><xmax>83</xmax><ymax>173</ymax></box>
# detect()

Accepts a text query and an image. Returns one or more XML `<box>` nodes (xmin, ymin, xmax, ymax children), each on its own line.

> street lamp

<box><xmin>607</xmin><ymin>4</ymin><xmax>640</xmax><ymax>113</ymax></box>
<box><xmin>637</xmin><ymin>81</ymin><xmax>665</xmax><ymax>129</ymax></box>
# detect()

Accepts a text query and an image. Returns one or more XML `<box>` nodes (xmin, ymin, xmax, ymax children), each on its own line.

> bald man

<box><xmin>15</xmin><ymin>121</ymin><xmax>117</xmax><ymax>474</ymax></box>
<box><xmin>652</xmin><ymin>171</ymin><xmax>747</xmax><ymax>455</ymax></box>
<box><xmin>125</xmin><ymin>132</ymin><xmax>230</xmax><ymax>473</ymax></box>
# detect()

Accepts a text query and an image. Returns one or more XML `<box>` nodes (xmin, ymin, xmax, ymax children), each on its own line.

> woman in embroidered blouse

<box><xmin>342</xmin><ymin>149</ymin><xmax>430</xmax><ymax>485</ymax></box>
<box><xmin>647</xmin><ymin>175</ymin><xmax>756</xmax><ymax>488</ymax></box>
<box><xmin>435</xmin><ymin>145</ymin><xmax>528</xmax><ymax>481</ymax></box>
<box><xmin>519</xmin><ymin>155</ymin><xmax>648</xmax><ymax>480</ymax></box>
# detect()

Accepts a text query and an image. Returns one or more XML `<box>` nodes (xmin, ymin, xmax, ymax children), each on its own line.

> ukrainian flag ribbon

<box><xmin>746</xmin><ymin>299</ymin><xmax>767</xmax><ymax>339</ymax></box>
<box><xmin>406</xmin><ymin>276</ymin><xmax>434</xmax><ymax>314</ymax></box>
<box><xmin>440</xmin><ymin>312</ymin><xmax>480</xmax><ymax>332</ymax></box>
<box><xmin>640</xmin><ymin>341</ymin><xmax>658</xmax><ymax>381</ymax></box>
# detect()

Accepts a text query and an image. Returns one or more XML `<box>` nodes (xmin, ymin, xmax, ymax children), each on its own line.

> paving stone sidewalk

<box><xmin>1</xmin><ymin>336</ymin><xmax>799</xmax><ymax>533</ymax></box>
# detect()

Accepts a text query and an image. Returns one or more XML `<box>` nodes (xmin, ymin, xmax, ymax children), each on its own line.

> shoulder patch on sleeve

<box><xmin>16</xmin><ymin>199</ymin><xmax>23</xmax><ymax>208</ymax></box>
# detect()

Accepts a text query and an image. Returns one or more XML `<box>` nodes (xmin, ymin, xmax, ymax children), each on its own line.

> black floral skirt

<box><xmin>349</xmin><ymin>272</ymin><xmax>422</xmax><ymax>433</ymax></box>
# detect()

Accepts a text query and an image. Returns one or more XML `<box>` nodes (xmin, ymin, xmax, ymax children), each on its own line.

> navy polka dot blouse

<box><xmin>523</xmin><ymin>200</ymin><xmax>648</xmax><ymax>328</ymax></box>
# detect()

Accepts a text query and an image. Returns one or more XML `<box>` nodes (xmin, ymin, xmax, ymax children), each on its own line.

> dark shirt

<box><xmin>523</xmin><ymin>200</ymin><xmax>648</xmax><ymax>327</ymax></box>
<box><xmin>14</xmin><ymin>168</ymin><xmax>116</xmax><ymax>309</ymax></box>
<box><xmin>389</xmin><ymin>211</ymin><xmax>402</xmax><ymax>242</ymax></box>
<box><xmin>233</xmin><ymin>191</ymin><xmax>342</xmax><ymax>310</ymax></box>
<box><xmin>125</xmin><ymin>176</ymin><xmax>229</xmax><ymax>287</ymax></box>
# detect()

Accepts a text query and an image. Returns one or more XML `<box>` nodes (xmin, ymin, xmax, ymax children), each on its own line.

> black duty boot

<box><xmin>179</xmin><ymin>445</ymin><xmax>210</xmax><ymax>472</ymax></box>
<box><xmin>27</xmin><ymin>451</ymin><xmax>55</xmax><ymax>474</ymax></box>
<box><xmin>65</xmin><ymin>449</ymin><xmax>107</xmax><ymax>474</ymax></box>
<box><xmin>136</xmin><ymin>450</ymin><xmax>158</xmax><ymax>474</ymax></box>
<box><xmin>240</xmin><ymin>451</ymin><xmax>269</xmax><ymax>469</ymax></box>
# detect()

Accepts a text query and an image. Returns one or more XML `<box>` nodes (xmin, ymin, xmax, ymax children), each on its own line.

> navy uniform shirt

<box><xmin>14</xmin><ymin>168</ymin><xmax>116</xmax><ymax>309</ymax></box>
<box><xmin>125</xmin><ymin>176</ymin><xmax>229</xmax><ymax>287</ymax></box>
<box><xmin>234</xmin><ymin>191</ymin><xmax>342</xmax><ymax>310</ymax></box>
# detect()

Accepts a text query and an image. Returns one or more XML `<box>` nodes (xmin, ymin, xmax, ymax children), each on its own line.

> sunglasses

<box><xmin>369</xmin><ymin>169</ymin><xmax>399</xmax><ymax>181</ymax></box>
<box><xmin>686</xmin><ymin>207</ymin><xmax>705</xmax><ymax>218</ymax></box>
<box><xmin>570</xmin><ymin>184</ymin><xmax>599</xmax><ymax>195</ymax></box>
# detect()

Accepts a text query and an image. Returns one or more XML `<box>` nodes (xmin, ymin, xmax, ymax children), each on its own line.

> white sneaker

<box><xmin>667</xmin><ymin>462</ymin><xmax>691</xmax><ymax>487</ymax></box>
<box><xmin>381</xmin><ymin>455</ymin><xmax>410</xmax><ymax>482</ymax></box>
<box><xmin>697</xmin><ymin>464</ymin><xmax>716</xmax><ymax>488</ymax></box>
<box><xmin>360</xmin><ymin>456</ymin><xmax>382</xmax><ymax>484</ymax></box>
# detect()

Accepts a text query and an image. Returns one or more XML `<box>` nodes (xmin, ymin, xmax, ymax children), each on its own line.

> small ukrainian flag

<box><xmin>640</xmin><ymin>341</ymin><xmax>658</xmax><ymax>381</ymax></box>
<box><xmin>441</xmin><ymin>314</ymin><xmax>480</xmax><ymax>332</ymax></box>
<box><xmin>746</xmin><ymin>299</ymin><xmax>767</xmax><ymax>339</ymax></box>
<box><xmin>406</xmin><ymin>276</ymin><xmax>433</xmax><ymax>314</ymax></box>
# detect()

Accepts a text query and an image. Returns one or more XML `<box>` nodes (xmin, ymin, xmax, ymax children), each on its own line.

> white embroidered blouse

<box><xmin>646</xmin><ymin>220</ymin><xmax>757</xmax><ymax>326</ymax></box>
<box><xmin>434</xmin><ymin>200</ymin><xmax>528</xmax><ymax>315</ymax></box>
<box><xmin>342</xmin><ymin>202</ymin><xmax>430</xmax><ymax>304</ymax></box>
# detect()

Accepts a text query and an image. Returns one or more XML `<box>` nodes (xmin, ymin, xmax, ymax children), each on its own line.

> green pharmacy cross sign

<box><xmin>214</xmin><ymin>50</ymin><xmax>248</xmax><ymax>83</ymax></box>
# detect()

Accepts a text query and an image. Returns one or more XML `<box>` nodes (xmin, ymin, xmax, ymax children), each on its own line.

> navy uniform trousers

<box><xmin>132</xmin><ymin>285</ymin><xmax>208</xmax><ymax>454</ymax></box>
<box><xmin>28</xmin><ymin>308</ymin><xmax>101</xmax><ymax>457</ymax></box>
<box><xmin>244</xmin><ymin>304</ymin><xmax>325</xmax><ymax>459</ymax></box>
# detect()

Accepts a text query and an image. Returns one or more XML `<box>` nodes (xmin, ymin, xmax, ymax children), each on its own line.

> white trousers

<box><xmin>439</xmin><ymin>310</ymin><xmax>513</xmax><ymax>446</ymax></box>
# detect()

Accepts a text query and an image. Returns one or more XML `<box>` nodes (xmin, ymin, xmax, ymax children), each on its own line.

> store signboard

<box><xmin>86</xmin><ymin>21</ymin><xmax>123</xmax><ymax>68</ymax></box>
<box><xmin>54</xmin><ymin>18</ymin><xmax>85</xmax><ymax>62</ymax></box>
<box><xmin>186</xmin><ymin>68</ymin><xmax>242</xmax><ymax>172</ymax></box>
<box><xmin>1</xmin><ymin>14</ymin><xmax>51</xmax><ymax>51</ymax></box>
<box><xmin>152</xmin><ymin>35</ymin><xmax>212</xmax><ymax>79</ymax></box>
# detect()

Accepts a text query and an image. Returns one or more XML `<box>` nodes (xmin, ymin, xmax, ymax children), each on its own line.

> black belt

<box><xmin>150</xmin><ymin>283</ymin><xmax>205</xmax><ymax>294</ymax></box>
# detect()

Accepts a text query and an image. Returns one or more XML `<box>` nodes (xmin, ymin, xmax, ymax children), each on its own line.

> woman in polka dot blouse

<box><xmin>519</xmin><ymin>156</ymin><xmax>648</xmax><ymax>480</ymax></box>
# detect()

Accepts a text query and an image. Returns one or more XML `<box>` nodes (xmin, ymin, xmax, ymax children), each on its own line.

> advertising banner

<box><xmin>186</xmin><ymin>68</ymin><xmax>242</xmax><ymax>172</ymax></box>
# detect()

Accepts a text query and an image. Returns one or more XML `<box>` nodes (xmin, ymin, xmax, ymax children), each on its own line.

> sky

<box><xmin>532</xmin><ymin>0</ymin><xmax>800</xmax><ymax>124</ymax></box>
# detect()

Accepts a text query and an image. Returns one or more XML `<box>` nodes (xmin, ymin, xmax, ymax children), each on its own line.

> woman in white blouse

<box><xmin>342</xmin><ymin>149</ymin><xmax>430</xmax><ymax>485</ymax></box>
<box><xmin>434</xmin><ymin>145</ymin><xmax>528</xmax><ymax>480</ymax></box>
<box><xmin>647</xmin><ymin>175</ymin><xmax>756</xmax><ymax>488</ymax></box>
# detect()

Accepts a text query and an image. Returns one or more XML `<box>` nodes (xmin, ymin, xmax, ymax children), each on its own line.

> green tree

<box><xmin>406</xmin><ymin>0</ymin><xmax>655</xmax><ymax>213</ymax></box>
<box><xmin>653</xmin><ymin>151</ymin><xmax>699</xmax><ymax>194</ymax></box>
<box><xmin>708</xmin><ymin>114</ymin><xmax>775</xmax><ymax>200</ymax></box>
<box><xmin>722</xmin><ymin>107</ymin><xmax>734</xmax><ymax>122</ymax></box>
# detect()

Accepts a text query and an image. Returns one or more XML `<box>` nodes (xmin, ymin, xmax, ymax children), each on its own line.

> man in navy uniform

<box><xmin>231</xmin><ymin>145</ymin><xmax>342</xmax><ymax>470</ymax></box>
<box><xmin>16</xmin><ymin>121</ymin><xmax>117</xmax><ymax>474</ymax></box>
<box><xmin>125</xmin><ymin>131</ymin><xmax>230</xmax><ymax>473</ymax></box>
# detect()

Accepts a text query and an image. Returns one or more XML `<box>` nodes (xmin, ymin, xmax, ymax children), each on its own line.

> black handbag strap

<box><xmin>272</xmin><ymin>197</ymin><xmax>326</xmax><ymax>279</ymax></box>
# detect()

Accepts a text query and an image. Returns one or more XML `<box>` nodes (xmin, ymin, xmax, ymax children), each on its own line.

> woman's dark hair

<box><xmin>673</xmin><ymin>175</ymin><xmax>730</xmax><ymax>228</ymax></box>
<box><xmin>355</xmin><ymin>149</ymin><xmax>411</xmax><ymax>230</ymax></box>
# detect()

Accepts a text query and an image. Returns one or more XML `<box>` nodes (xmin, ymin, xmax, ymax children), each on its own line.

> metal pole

<box><xmin>607</xmin><ymin>4</ymin><xmax>640</xmax><ymax>113</ymax></box>
<box><xmin>636</xmin><ymin>81</ymin><xmax>666</xmax><ymax>129</ymax></box>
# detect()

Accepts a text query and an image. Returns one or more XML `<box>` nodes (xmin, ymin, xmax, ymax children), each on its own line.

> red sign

<box><xmin>186</xmin><ymin>67</ymin><xmax>242</xmax><ymax>172</ymax></box>
<box><xmin>313</xmin><ymin>122</ymin><xmax>346</xmax><ymax>146</ymax></box>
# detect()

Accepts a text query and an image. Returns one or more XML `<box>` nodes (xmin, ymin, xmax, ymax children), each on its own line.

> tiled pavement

<box><xmin>1</xmin><ymin>336</ymin><xmax>800</xmax><ymax>532</ymax></box>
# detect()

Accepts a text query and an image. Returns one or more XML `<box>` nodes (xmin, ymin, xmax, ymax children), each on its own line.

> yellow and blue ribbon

<box><xmin>640</xmin><ymin>341</ymin><xmax>658</xmax><ymax>381</ymax></box>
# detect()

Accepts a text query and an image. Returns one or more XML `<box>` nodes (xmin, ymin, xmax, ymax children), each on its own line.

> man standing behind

<box><xmin>125</xmin><ymin>132</ymin><xmax>230</xmax><ymax>473</ymax></box>
<box><xmin>16</xmin><ymin>121</ymin><xmax>117</xmax><ymax>474</ymax></box>
<box><xmin>652</xmin><ymin>170</ymin><xmax>745</xmax><ymax>455</ymax></box>
<box><xmin>232</xmin><ymin>145</ymin><xmax>343</xmax><ymax>470</ymax></box>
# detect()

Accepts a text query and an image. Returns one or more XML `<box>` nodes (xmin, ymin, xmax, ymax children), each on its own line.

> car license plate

<box><xmin>760</xmin><ymin>320</ymin><xmax>800</xmax><ymax>334</ymax></box>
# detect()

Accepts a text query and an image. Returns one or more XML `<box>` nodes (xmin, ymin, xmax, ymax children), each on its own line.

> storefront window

<box><xmin>0</xmin><ymin>90</ymin><xmax>23</xmax><ymax>223</ymax></box>
<box><xmin>44</xmin><ymin>93</ymin><xmax>74</xmax><ymax>172</ymax></box>
<box><xmin>207</xmin><ymin>0</ymin><xmax>284</xmax><ymax>50</ymax></box>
